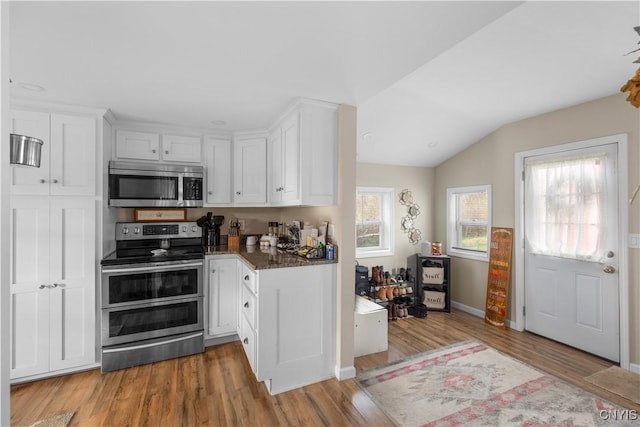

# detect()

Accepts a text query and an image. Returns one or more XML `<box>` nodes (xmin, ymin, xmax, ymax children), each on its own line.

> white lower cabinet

<box><xmin>205</xmin><ymin>256</ymin><xmax>238</xmax><ymax>338</ymax></box>
<box><xmin>9</xmin><ymin>197</ymin><xmax>96</xmax><ymax>380</ymax></box>
<box><xmin>238</xmin><ymin>262</ymin><xmax>336</xmax><ymax>395</ymax></box>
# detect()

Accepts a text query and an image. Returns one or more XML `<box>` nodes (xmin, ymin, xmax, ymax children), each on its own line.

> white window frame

<box><xmin>355</xmin><ymin>186</ymin><xmax>394</xmax><ymax>258</ymax></box>
<box><xmin>446</xmin><ymin>185</ymin><xmax>492</xmax><ymax>262</ymax></box>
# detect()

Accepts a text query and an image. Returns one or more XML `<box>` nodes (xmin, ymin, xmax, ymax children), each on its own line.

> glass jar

<box><xmin>431</xmin><ymin>241</ymin><xmax>442</xmax><ymax>256</ymax></box>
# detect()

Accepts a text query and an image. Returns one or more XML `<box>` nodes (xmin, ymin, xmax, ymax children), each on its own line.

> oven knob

<box><xmin>122</xmin><ymin>227</ymin><xmax>129</xmax><ymax>235</ymax></box>
<box><xmin>182</xmin><ymin>226</ymin><xmax>187</xmax><ymax>232</ymax></box>
<box><xmin>134</xmin><ymin>227</ymin><xmax>140</xmax><ymax>234</ymax></box>
<box><xmin>191</xmin><ymin>226</ymin><xmax>197</xmax><ymax>233</ymax></box>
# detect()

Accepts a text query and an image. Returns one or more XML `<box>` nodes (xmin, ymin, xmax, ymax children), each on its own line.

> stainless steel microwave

<box><xmin>108</xmin><ymin>161</ymin><xmax>204</xmax><ymax>207</ymax></box>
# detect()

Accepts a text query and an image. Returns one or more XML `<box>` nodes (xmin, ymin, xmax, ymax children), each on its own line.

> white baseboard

<box><xmin>630</xmin><ymin>362</ymin><xmax>640</xmax><ymax>374</ymax></box>
<box><xmin>451</xmin><ymin>300</ymin><xmax>517</xmax><ymax>329</ymax></box>
<box><xmin>336</xmin><ymin>365</ymin><xmax>356</xmax><ymax>380</ymax></box>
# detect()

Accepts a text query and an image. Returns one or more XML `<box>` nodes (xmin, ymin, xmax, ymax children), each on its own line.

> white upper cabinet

<box><xmin>10</xmin><ymin>110</ymin><xmax>97</xmax><ymax>196</ymax></box>
<box><xmin>268</xmin><ymin>114</ymin><xmax>300</xmax><ymax>205</ymax></box>
<box><xmin>233</xmin><ymin>135</ymin><xmax>267</xmax><ymax>205</ymax></box>
<box><xmin>115</xmin><ymin>130</ymin><xmax>160</xmax><ymax>161</ymax></box>
<box><xmin>115</xmin><ymin>130</ymin><xmax>201</xmax><ymax>163</ymax></box>
<box><xmin>203</xmin><ymin>137</ymin><xmax>232</xmax><ymax>206</ymax></box>
<box><xmin>267</xmin><ymin>100</ymin><xmax>338</xmax><ymax>207</ymax></box>
<box><xmin>161</xmin><ymin>134</ymin><xmax>202</xmax><ymax>163</ymax></box>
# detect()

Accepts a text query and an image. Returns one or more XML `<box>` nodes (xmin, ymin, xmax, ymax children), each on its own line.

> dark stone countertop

<box><xmin>203</xmin><ymin>245</ymin><xmax>337</xmax><ymax>270</ymax></box>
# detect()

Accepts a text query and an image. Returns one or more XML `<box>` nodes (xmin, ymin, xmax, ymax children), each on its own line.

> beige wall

<box><xmin>355</xmin><ymin>163</ymin><xmax>436</xmax><ymax>273</ymax></box>
<box><xmin>434</xmin><ymin>93</ymin><xmax>640</xmax><ymax>366</ymax></box>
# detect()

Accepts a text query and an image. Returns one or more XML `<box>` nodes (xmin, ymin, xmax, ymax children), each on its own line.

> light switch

<box><xmin>629</xmin><ymin>234</ymin><xmax>640</xmax><ymax>249</ymax></box>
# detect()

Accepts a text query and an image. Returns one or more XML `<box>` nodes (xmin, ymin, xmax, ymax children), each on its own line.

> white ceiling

<box><xmin>9</xmin><ymin>1</ymin><xmax>640</xmax><ymax>167</ymax></box>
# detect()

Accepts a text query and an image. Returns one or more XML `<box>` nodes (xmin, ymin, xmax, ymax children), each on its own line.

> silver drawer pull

<box><xmin>244</xmin><ymin>275</ymin><xmax>250</xmax><ymax>281</ymax></box>
<box><xmin>243</xmin><ymin>337</ymin><xmax>249</xmax><ymax>345</ymax></box>
<box><xmin>244</xmin><ymin>302</ymin><xmax>249</xmax><ymax>308</ymax></box>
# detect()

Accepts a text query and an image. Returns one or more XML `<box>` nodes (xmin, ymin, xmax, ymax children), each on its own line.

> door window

<box><xmin>525</xmin><ymin>152</ymin><xmax>611</xmax><ymax>261</ymax></box>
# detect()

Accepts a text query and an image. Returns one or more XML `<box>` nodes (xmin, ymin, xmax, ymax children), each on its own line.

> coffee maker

<box><xmin>197</xmin><ymin>213</ymin><xmax>225</xmax><ymax>247</ymax></box>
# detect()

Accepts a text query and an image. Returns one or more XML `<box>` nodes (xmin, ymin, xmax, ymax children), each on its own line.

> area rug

<box><xmin>585</xmin><ymin>366</ymin><xmax>640</xmax><ymax>404</ymax></box>
<box><xmin>26</xmin><ymin>412</ymin><xmax>74</xmax><ymax>427</ymax></box>
<box><xmin>357</xmin><ymin>341</ymin><xmax>636</xmax><ymax>426</ymax></box>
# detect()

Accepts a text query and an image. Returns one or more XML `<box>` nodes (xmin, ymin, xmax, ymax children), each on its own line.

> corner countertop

<box><xmin>203</xmin><ymin>245</ymin><xmax>337</xmax><ymax>270</ymax></box>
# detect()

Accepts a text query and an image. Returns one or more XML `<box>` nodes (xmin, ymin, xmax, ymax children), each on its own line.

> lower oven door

<box><xmin>102</xmin><ymin>296</ymin><xmax>203</xmax><ymax>347</ymax></box>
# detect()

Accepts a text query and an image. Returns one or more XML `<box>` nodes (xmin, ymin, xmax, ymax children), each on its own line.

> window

<box><xmin>355</xmin><ymin>187</ymin><xmax>394</xmax><ymax>258</ymax></box>
<box><xmin>446</xmin><ymin>185</ymin><xmax>491</xmax><ymax>261</ymax></box>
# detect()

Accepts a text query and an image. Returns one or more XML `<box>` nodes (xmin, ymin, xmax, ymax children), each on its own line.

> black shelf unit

<box><xmin>407</xmin><ymin>254</ymin><xmax>451</xmax><ymax>312</ymax></box>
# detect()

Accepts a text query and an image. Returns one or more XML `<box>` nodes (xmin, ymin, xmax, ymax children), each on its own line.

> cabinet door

<box><xmin>9</xmin><ymin>198</ymin><xmax>51</xmax><ymax>378</ymax></box>
<box><xmin>280</xmin><ymin>114</ymin><xmax>300</xmax><ymax>203</ymax></box>
<box><xmin>207</xmin><ymin>258</ymin><xmax>238</xmax><ymax>337</ymax></box>
<box><xmin>162</xmin><ymin>134</ymin><xmax>202</xmax><ymax>163</ymax></box>
<box><xmin>115</xmin><ymin>130</ymin><xmax>160</xmax><ymax>160</ymax></box>
<box><xmin>50</xmin><ymin>114</ymin><xmax>97</xmax><ymax>196</ymax></box>
<box><xmin>268</xmin><ymin>128</ymin><xmax>283</xmax><ymax>203</ymax></box>
<box><xmin>233</xmin><ymin>137</ymin><xmax>267</xmax><ymax>204</ymax></box>
<box><xmin>9</xmin><ymin>110</ymin><xmax>50</xmax><ymax>195</ymax></box>
<box><xmin>203</xmin><ymin>137</ymin><xmax>232</xmax><ymax>205</ymax></box>
<box><xmin>48</xmin><ymin>198</ymin><xmax>96</xmax><ymax>370</ymax></box>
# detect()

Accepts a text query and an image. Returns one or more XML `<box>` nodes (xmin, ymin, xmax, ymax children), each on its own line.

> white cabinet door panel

<box><xmin>10</xmin><ymin>290</ymin><xmax>50</xmax><ymax>378</ymax></box>
<box><xmin>9</xmin><ymin>198</ymin><xmax>51</xmax><ymax>378</ymax></box>
<box><xmin>203</xmin><ymin>137</ymin><xmax>232</xmax><ymax>205</ymax></box>
<box><xmin>115</xmin><ymin>130</ymin><xmax>160</xmax><ymax>160</ymax></box>
<box><xmin>50</xmin><ymin>114</ymin><xmax>96</xmax><ymax>196</ymax></box>
<box><xmin>233</xmin><ymin>137</ymin><xmax>267</xmax><ymax>204</ymax></box>
<box><xmin>281</xmin><ymin>114</ymin><xmax>300</xmax><ymax>203</ymax></box>
<box><xmin>162</xmin><ymin>135</ymin><xmax>201</xmax><ymax>163</ymax></box>
<box><xmin>207</xmin><ymin>258</ymin><xmax>238</xmax><ymax>337</ymax></box>
<box><xmin>9</xmin><ymin>110</ymin><xmax>50</xmax><ymax>195</ymax></box>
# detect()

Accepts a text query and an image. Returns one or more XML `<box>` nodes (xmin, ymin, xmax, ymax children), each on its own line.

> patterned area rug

<box><xmin>27</xmin><ymin>412</ymin><xmax>74</xmax><ymax>427</ymax></box>
<box><xmin>357</xmin><ymin>341</ymin><xmax>636</xmax><ymax>426</ymax></box>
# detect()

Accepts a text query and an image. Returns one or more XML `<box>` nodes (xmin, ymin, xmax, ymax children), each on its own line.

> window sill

<box><xmin>356</xmin><ymin>249</ymin><xmax>394</xmax><ymax>259</ymax></box>
<box><xmin>447</xmin><ymin>248</ymin><xmax>488</xmax><ymax>262</ymax></box>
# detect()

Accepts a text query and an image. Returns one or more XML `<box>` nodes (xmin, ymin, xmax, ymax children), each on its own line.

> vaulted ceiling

<box><xmin>9</xmin><ymin>1</ymin><xmax>639</xmax><ymax>167</ymax></box>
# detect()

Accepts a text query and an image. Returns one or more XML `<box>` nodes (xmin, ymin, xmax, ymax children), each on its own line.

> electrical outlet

<box><xmin>238</xmin><ymin>219</ymin><xmax>246</xmax><ymax>231</ymax></box>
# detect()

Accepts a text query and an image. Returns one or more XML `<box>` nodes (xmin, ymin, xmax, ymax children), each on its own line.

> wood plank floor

<box><xmin>11</xmin><ymin>309</ymin><xmax>639</xmax><ymax>426</ymax></box>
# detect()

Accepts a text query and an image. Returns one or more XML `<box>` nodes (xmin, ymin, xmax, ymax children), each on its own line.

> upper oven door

<box><xmin>101</xmin><ymin>260</ymin><xmax>203</xmax><ymax>309</ymax></box>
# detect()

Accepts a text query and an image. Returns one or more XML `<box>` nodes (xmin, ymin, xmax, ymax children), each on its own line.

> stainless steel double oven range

<box><xmin>100</xmin><ymin>221</ymin><xmax>204</xmax><ymax>372</ymax></box>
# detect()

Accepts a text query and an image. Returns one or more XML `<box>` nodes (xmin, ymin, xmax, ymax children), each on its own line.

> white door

<box><xmin>524</xmin><ymin>143</ymin><xmax>619</xmax><ymax>361</ymax></box>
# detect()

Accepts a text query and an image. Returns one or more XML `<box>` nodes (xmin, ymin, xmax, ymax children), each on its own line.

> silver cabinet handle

<box><xmin>39</xmin><ymin>283</ymin><xmax>61</xmax><ymax>289</ymax></box>
<box><xmin>243</xmin><ymin>337</ymin><xmax>249</xmax><ymax>345</ymax></box>
<box><xmin>236</xmin><ymin>191</ymin><xmax>241</xmax><ymax>195</ymax></box>
<box><xmin>244</xmin><ymin>302</ymin><xmax>249</xmax><ymax>308</ymax></box>
<box><xmin>53</xmin><ymin>283</ymin><xmax>65</xmax><ymax>287</ymax></box>
<box><xmin>208</xmin><ymin>191</ymin><xmax>213</xmax><ymax>195</ymax></box>
<box><xmin>603</xmin><ymin>265</ymin><xmax>616</xmax><ymax>274</ymax></box>
<box><xmin>152</xmin><ymin>149</ymin><xmax>157</xmax><ymax>153</ymax></box>
<box><xmin>244</xmin><ymin>275</ymin><xmax>250</xmax><ymax>281</ymax></box>
<box><xmin>52</xmin><ymin>179</ymin><xmax>59</xmax><ymax>184</ymax></box>
<box><xmin>40</xmin><ymin>179</ymin><xmax>46</xmax><ymax>184</ymax></box>
<box><xmin>165</xmin><ymin>150</ymin><xmax>169</xmax><ymax>154</ymax></box>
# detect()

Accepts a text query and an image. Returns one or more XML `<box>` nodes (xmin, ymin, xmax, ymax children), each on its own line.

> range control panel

<box><xmin>115</xmin><ymin>222</ymin><xmax>201</xmax><ymax>240</ymax></box>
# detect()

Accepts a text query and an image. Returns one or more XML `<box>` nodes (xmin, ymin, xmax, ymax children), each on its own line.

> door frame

<box><xmin>514</xmin><ymin>134</ymin><xmax>629</xmax><ymax>369</ymax></box>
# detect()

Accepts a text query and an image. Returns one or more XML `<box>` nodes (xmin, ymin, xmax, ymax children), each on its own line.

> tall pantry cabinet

<box><xmin>8</xmin><ymin>105</ymin><xmax>106</xmax><ymax>380</ymax></box>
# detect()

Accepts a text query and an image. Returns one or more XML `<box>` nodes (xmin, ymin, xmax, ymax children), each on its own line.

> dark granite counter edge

<box><xmin>203</xmin><ymin>245</ymin><xmax>338</xmax><ymax>270</ymax></box>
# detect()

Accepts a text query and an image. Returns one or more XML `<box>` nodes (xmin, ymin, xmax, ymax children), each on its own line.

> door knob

<box><xmin>606</xmin><ymin>251</ymin><xmax>615</xmax><ymax>258</ymax></box>
<box><xmin>603</xmin><ymin>265</ymin><xmax>616</xmax><ymax>274</ymax></box>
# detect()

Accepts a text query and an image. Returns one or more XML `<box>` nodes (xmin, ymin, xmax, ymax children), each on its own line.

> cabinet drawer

<box><xmin>239</xmin><ymin>315</ymin><xmax>257</xmax><ymax>375</ymax></box>
<box><xmin>240</xmin><ymin>263</ymin><xmax>257</xmax><ymax>294</ymax></box>
<box><xmin>241</xmin><ymin>283</ymin><xmax>257</xmax><ymax>330</ymax></box>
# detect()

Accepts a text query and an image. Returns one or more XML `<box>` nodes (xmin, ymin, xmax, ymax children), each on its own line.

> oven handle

<box><xmin>102</xmin><ymin>331</ymin><xmax>203</xmax><ymax>353</ymax></box>
<box><xmin>102</xmin><ymin>261</ymin><xmax>203</xmax><ymax>274</ymax></box>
